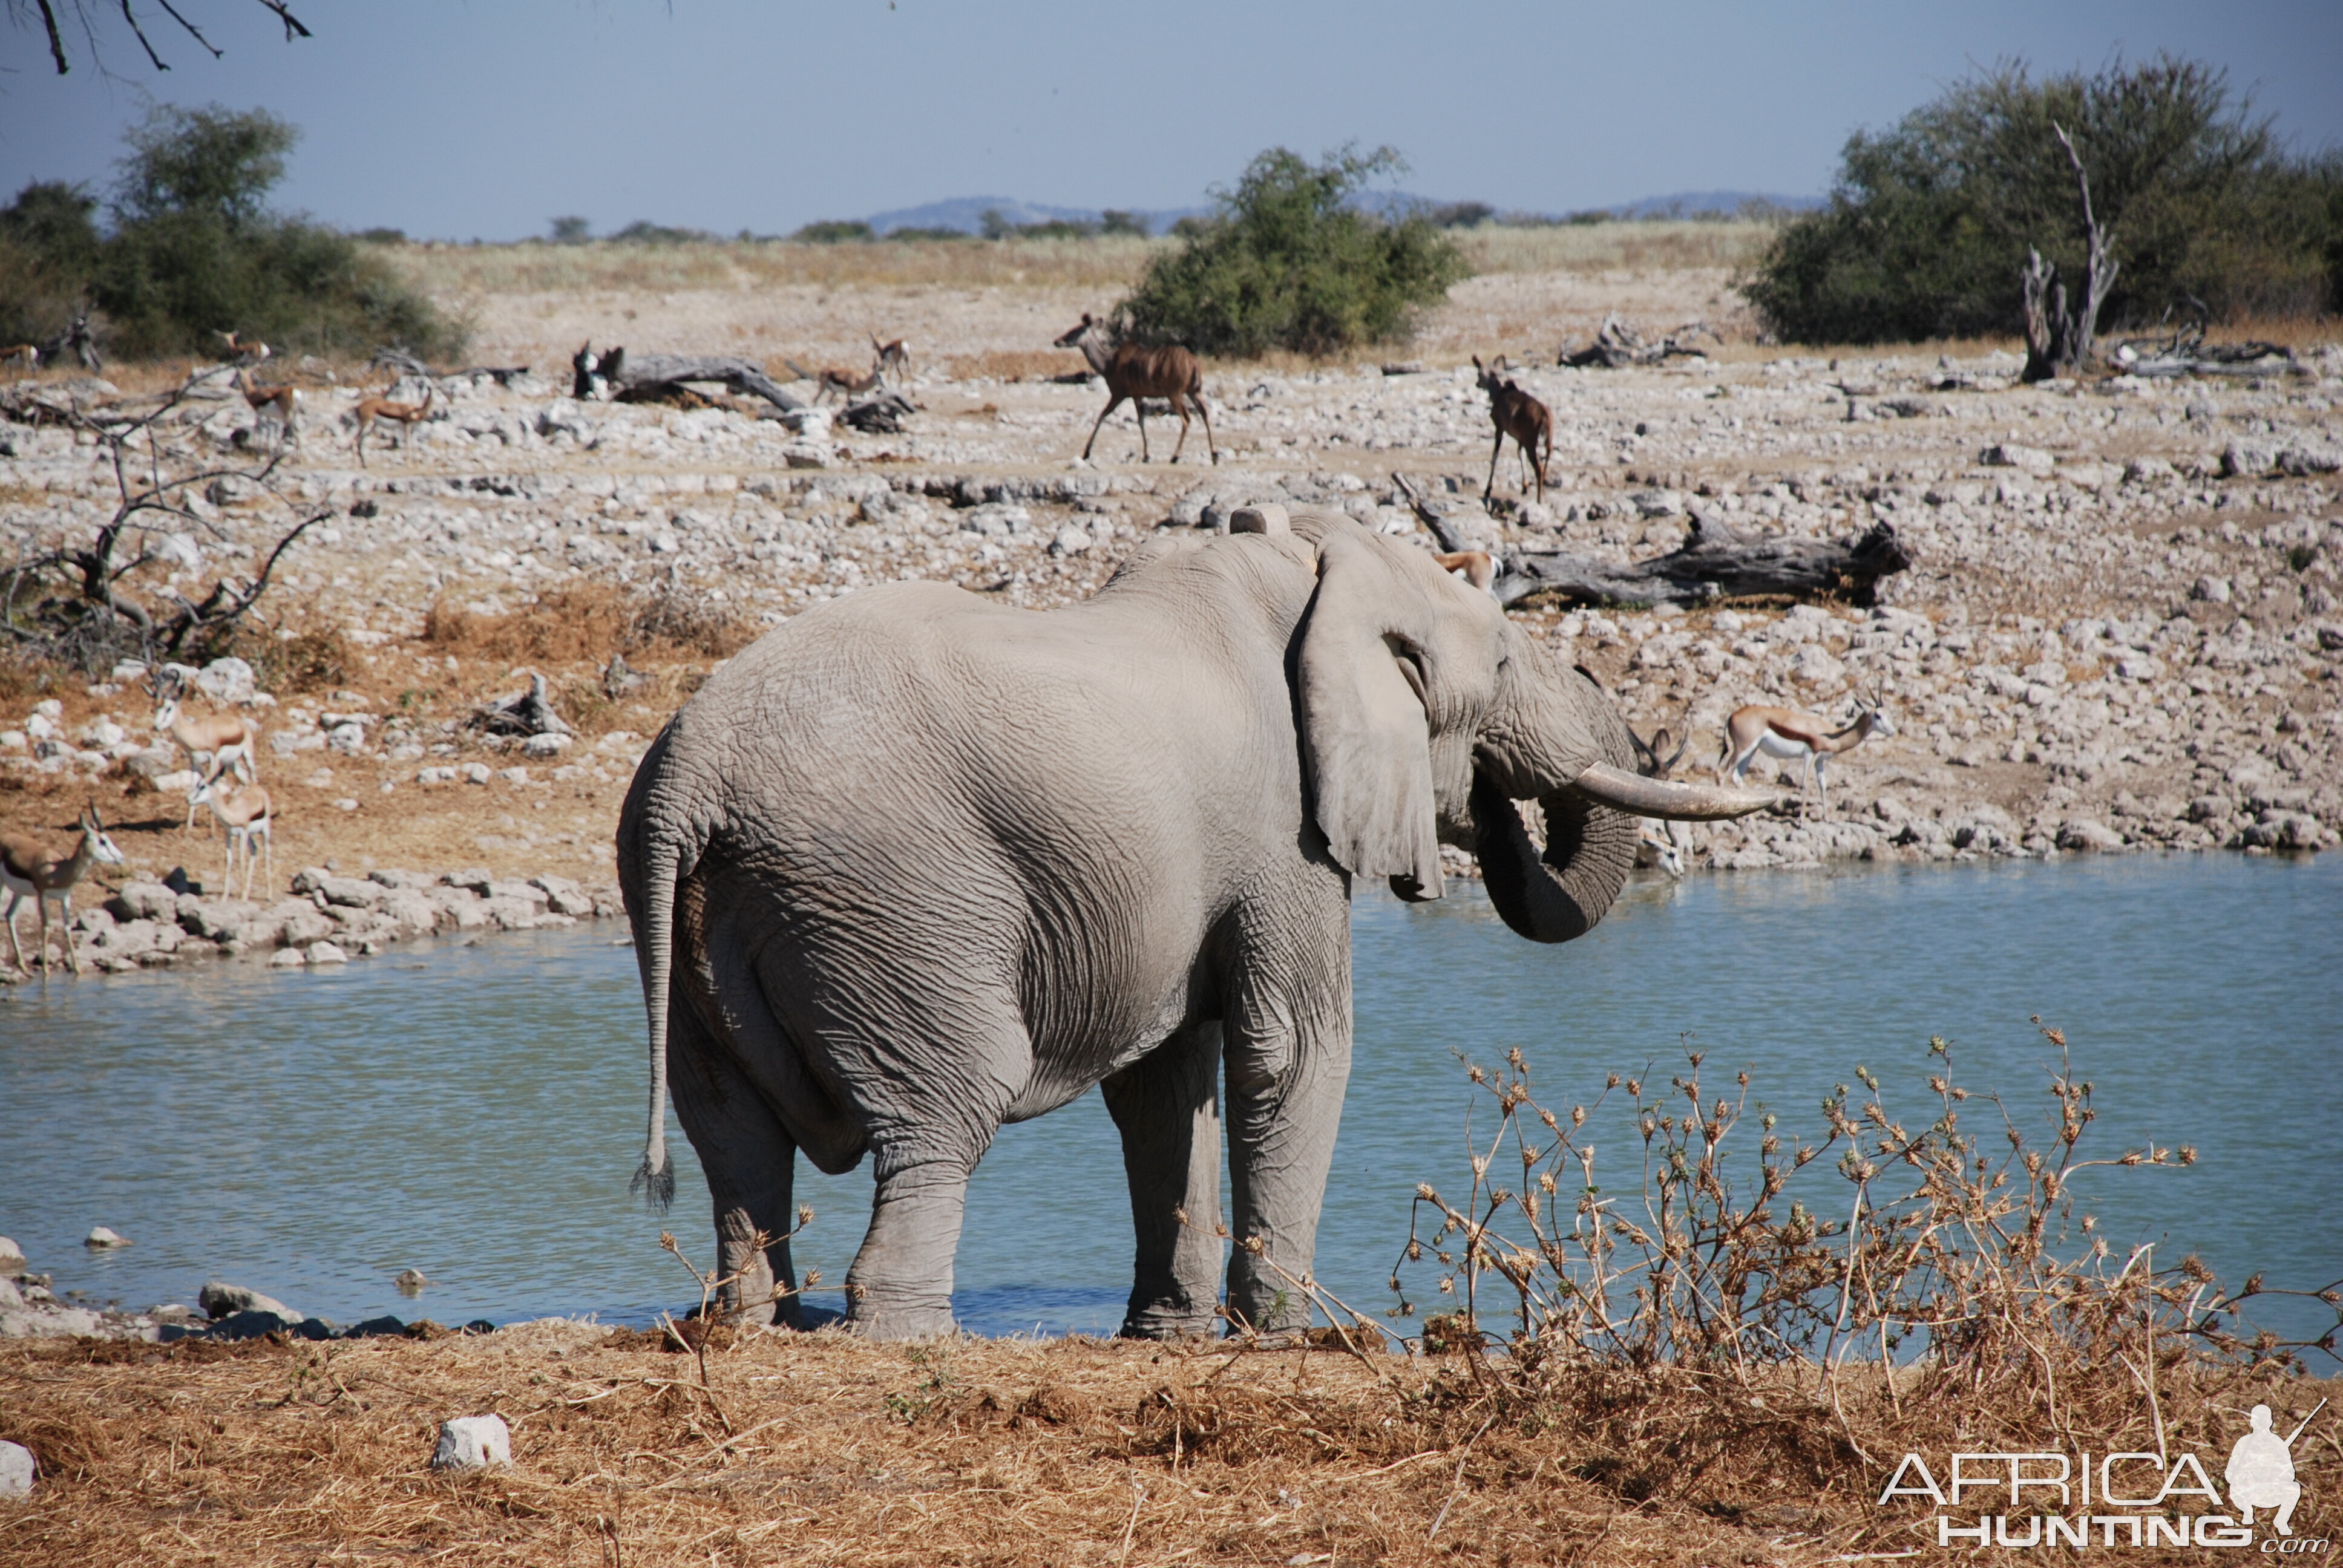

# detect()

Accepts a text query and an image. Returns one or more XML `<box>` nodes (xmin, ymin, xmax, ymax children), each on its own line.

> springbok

<box><xmin>1630</xmin><ymin>723</ymin><xmax>1694</xmax><ymax>876</ymax></box>
<box><xmin>784</xmin><ymin>356</ymin><xmax>882</xmax><ymax>405</ymax></box>
<box><xmin>2</xmin><ymin>804</ymin><xmax>126</xmax><ymax>975</ymax></box>
<box><xmin>1433</xmin><ymin>549</ymin><xmax>1498</xmax><ymax>595</ymax></box>
<box><xmin>1473</xmin><ymin>355</ymin><xmax>1552</xmax><ymax>505</ymax></box>
<box><xmin>870</xmin><ymin>333</ymin><xmax>911</xmax><ymax>381</ymax></box>
<box><xmin>354</xmin><ymin>381</ymin><xmax>434</xmax><ymax>464</ymax></box>
<box><xmin>234</xmin><ymin>367</ymin><xmax>300</xmax><ymax>445</ymax></box>
<box><xmin>1718</xmin><ymin>686</ymin><xmax>1895</xmax><ymax>817</ymax></box>
<box><xmin>217</xmin><ymin>330</ymin><xmax>271</xmax><ymax>366</ymax></box>
<box><xmin>189</xmin><ymin>772</ymin><xmax>274</xmax><ymax>901</ymax></box>
<box><xmin>151</xmin><ymin>671</ymin><xmax>258</xmax><ymax>826</ymax></box>
<box><xmin>1055</xmin><ymin>313</ymin><xmax>1217</xmax><ymax>465</ymax></box>
<box><xmin>0</xmin><ymin>344</ymin><xmax>36</xmax><ymax>371</ymax></box>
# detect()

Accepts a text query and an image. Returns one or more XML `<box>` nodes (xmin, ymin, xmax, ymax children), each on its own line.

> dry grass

<box><xmin>1453</xmin><ymin>221</ymin><xmax>1777</xmax><ymax>276</ymax></box>
<box><xmin>0</xmin><ymin>1322</ymin><xmax>2328</xmax><ymax>1566</ymax></box>
<box><xmin>378</xmin><ymin>235</ymin><xmax>1169</xmax><ymax>300</ymax></box>
<box><xmin>943</xmin><ymin>348</ymin><xmax>1094</xmax><ymax>384</ymax></box>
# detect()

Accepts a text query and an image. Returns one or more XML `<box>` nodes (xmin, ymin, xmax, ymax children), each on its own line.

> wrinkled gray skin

<box><xmin>618</xmin><ymin>511</ymin><xmax>1656</xmax><ymax>1341</ymax></box>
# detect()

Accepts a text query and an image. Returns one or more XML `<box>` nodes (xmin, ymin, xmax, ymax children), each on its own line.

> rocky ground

<box><xmin>2</xmin><ymin>259</ymin><xmax>2338</xmax><ymax>985</ymax></box>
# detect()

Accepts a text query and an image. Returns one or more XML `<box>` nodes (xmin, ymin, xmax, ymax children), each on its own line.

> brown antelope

<box><xmin>1433</xmin><ymin>549</ymin><xmax>1498</xmax><ymax>595</ymax></box>
<box><xmin>1473</xmin><ymin>355</ymin><xmax>1552</xmax><ymax>504</ymax></box>
<box><xmin>2</xmin><ymin>804</ymin><xmax>126</xmax><ymax>975</ymax></box>
<box><xmin>354</xmin><ymin>381</ymin><xmax>434</xmax><ymax>463</ymax></box>
<box><xmin>0</xmin><ymin>344</ymin><xmax>37</xmax><ymax>371</ymax></box>
<box><xmin>189</xmin><ymin>771</ymin><xmax>274</xmax><ymax>901</ymax></box>
<box><xmin>1718</xmin><ymin>685</ymin><xmax>1894</xmax><ymax>817</ymax></box>
<box><xmin>785</xmin><ymin>357</ymin><xmax>883</xmax><ymax>405</ymax></box>
<box><xmin>234</xmin><ymin>367</ymin><xmax>300</xmax><ymax>443</ymax></box>
<box><xmin>870</xmin><ymin>333</ymin><xmax>911</xmax><ymax>381</ymax></box>
<box><xmin>150</xmin><ymin>671</ymin><xmax>258</xmax><ymax>826</ymax></box>
<box><xmin>1629</xmin><ymin>722</ymin><xmax>1694</xmax><ymax>876</ymax></box>
<box><xmin>1055</xmin><ymin>312</ymin><xmax>1217</xmax><ymax>465</ymax></box>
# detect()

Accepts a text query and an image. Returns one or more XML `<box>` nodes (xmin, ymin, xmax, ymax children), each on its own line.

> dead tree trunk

<box><xmin>571</xmin><ymin>343</ymin><xmax>804</xmax><ymax>411</ymax></box>
<box><xmin>1496</xmin><ymin>512</ymin><xmax>1912</xmax><ymax>609</ymax></box>
<box><xmin>2020</xmin><ymin>123</ymin><xmax>2119</xmax><ymax>384</ymax></box>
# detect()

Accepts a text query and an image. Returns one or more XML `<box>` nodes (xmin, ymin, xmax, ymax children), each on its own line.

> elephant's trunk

<box><xmin>1470</xmin><ymin>771</ymin><xmax>1637</xmax><ymax>944</ymax></box>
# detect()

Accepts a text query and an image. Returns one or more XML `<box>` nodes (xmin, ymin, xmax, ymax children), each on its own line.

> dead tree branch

<box><xmin>3</xmin><ymin>368</ymin><xmax>325</xmax><ymax>666</ymax></box>
<box><xmin>571</xmin><ymin>342</ymin><xmax>804</xmax><ymax>411</ymax></box>
<box><xmin>1496</xmin><ymin>512</ymin><xmax>1913</xmax><ymax>610</ymax></box>
<box><xmin>1560</xmin><ymin>313</ymin><xmax>1717</xmax><ymax>368</ymax></box>
<box><xmin>2021</xmin><ymin>124</ymin><xmax>2120</xmax><ymax>382</ymax></box>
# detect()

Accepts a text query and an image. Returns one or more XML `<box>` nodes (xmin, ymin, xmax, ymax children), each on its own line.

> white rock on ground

<box><xmin>0</xmin><ymin>1236</ymin><xmax>24</xmax><ymax>1273</ymax></box>
<box><xmin>0</xmin><ymin>1439</ymin><xmax>34</xmax><ymax>1498</ymax></box>
<box><xmin>433</xmin><ymin>1414</ymin><xmax>513</xmax><ymax>1470</ymax></box>
<box><xmin>84</xmin><ymin>1226</ymin><xmax>130</xmax><ymax>1248</ymax></box>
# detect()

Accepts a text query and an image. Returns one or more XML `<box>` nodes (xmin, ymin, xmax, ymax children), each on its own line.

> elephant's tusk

<box><xmin>1568</xmin><ymin>762</ymin><xmax>1781</xmax><ymax>821</ymax></box>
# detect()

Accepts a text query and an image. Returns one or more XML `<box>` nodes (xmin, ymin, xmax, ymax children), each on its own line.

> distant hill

<box><xmin>854</xmin><ymin>189</ymin><xmax>1819</xmax><ymax>236</ymax></box>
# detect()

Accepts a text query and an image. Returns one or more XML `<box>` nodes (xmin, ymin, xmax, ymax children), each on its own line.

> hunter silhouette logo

<box><xmin>2230</xmin><ymin>1400</ymin><xmax>2321</xmax><ymax>1537</ymax></box>
<box><xmin>1876</xmin><ymin>1399</ymin><xmax>2328</xmax><ymax>1551</ymax></box>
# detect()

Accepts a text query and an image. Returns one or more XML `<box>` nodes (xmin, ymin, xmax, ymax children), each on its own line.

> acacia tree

<box><xmin>1742</xmin><ymin>56</ymin><xmax>2340</xmax><ymax>345</ymax></box>
<box><xmin>1116</xmin><ymin>145</ymin><xmax>1465</xmax><ymax>356</ymax></box>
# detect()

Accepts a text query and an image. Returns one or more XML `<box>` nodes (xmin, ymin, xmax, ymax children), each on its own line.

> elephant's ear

<box><xmin>1296</xmin><ymin>528</ymin><xmax>1443</xmax><ymax>899</ymax></box>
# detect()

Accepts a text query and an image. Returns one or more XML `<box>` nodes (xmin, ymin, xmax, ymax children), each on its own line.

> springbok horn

<box><xmin>1571</xmin><ymin>761</ymin><xmax>1780</xmax><ymax>821</ymax></box>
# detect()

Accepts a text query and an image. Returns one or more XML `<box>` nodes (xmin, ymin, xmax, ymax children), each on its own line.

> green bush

<box><xmin>791</xmin><ymin>219</ymin><xmax>874</xmax><ymax>244</ymax></box>
<box><xmin>1742</xmin><ymin>56</ymin><xmax>2342</xmax><ymax>345</ymax></box>
<box><xmin>0</xmin><ymin>181</ymin><xmax>100</xmax><ymax>347</ymax></box>
<box><xmin>1115</xmin><ymin>145</ymin><xmax>1467</xmax><ymax>356</ymax></box>
<box><xmin>0</xmin><ymin>104</ymin><xmax>462</xmax><ymax>362</ymax></box>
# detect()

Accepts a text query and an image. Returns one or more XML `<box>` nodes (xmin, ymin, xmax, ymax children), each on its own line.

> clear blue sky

<box><xmin>5</xmin><ymin>0</ymin><xmax>2339</xmax><ymax>240</ymax></box>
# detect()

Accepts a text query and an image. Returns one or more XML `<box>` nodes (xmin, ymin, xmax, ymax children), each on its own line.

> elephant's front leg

<box><xmin>1222</xmin><ymin>913</ymin><xmax>1354</xmax><ymax>1336</ymax></box>
<box><xmin>845</xmin><ymin>1155</ymin><xmax>978</xmax><ymax>1339</ymax></box>
<box><xmin>1102</xmin><ymin>1020</ymin><xmax>1224</xmax><ymax>1339</ymax></box>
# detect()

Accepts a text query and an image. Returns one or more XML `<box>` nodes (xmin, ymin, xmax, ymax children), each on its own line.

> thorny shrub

<box><xmin>423</xmin><ymin>577</ymin><xmax>753</xmax><ymax>667</ymax></box>
<box><xmin>1384</xmin><ymin>1026</ymin><xmax>2338</xmax><ymax>1413</ymax></box>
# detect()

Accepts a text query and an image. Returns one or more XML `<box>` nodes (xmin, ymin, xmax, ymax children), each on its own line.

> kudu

<box><xmin>1473</xmin><ymin>354</ymin><xmax>1552</xmax><ymax>504</ymax></box>
<box><xmin>2</xmin><ymin>803</ymin><xmax>126</xmax><ymax>975</ymax></box>
<box><xmin>1055</xmin><ymin>313</ymin><xmax>1216</xmax><ymax>465</ymax></box>
<box><xmin>1719</xmin><ymin>684</ymin><xmax>1895</xmax><ymax>818</ymax></box>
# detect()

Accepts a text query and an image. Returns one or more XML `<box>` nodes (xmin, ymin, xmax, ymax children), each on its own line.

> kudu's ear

<box><xmin>1296</xmin><ymin>527</ymin><xmax>1443</xmax><ymax>900</ymax></box>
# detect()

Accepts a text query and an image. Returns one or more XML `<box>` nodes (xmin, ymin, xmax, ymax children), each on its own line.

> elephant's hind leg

<box><xmin>1102</xmin><ymin>1021</ymin><xmax>1224</xmax><ymax>1339</ymax></box>
<box><xmin>667</xmin><ymin>1004</ymin><xmax>805</xmax><ymax>1327</ymax></box>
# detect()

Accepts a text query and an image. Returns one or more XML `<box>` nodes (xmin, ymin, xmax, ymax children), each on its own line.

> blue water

<box><xmin>1</xmin><ymin>854</ymin><xmax>2336</xmax><ymax>1347</ymax></box>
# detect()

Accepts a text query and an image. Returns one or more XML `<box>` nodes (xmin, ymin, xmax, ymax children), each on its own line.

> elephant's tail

<box><xmin>632</xmin><ymin>828</ymin><xmax>680</xmax><ymax>1210</ymax></box>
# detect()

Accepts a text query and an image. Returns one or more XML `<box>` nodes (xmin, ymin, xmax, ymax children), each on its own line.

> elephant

<box><xmin>617</xmin><ymin>506</ymin><xmax>1771</xmax><ymax>1341</ymax></box>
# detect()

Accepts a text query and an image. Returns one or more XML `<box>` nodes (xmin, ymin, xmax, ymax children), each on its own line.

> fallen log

<box><xmin>839</xmin><ymin>390</ymin><xmax>916</xmax><ymax>433</ymax></box>
<box><xmin>470</xmin><ymin>671</ymin><xmax>571</xmax><ymax>738</ymax></box>
<box><xmin>1559</xmin><ymin>313</ymin><xmax>1715</xmax><ymax>369</ymax></box>
<box><xmin>571</xmin><ymin>343</ymin><xmax>804</xmax><ymax>411</ymax></box>
<box><xmin>1497</xmin><ymin>512</ymin><xmax>1913</xmax><ymax>609</ymax></box>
